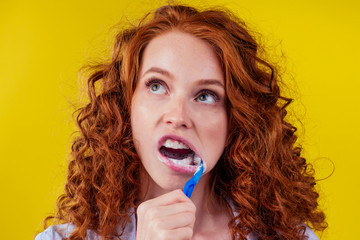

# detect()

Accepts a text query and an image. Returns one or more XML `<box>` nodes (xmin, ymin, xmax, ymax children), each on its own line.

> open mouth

<box><xmin>159</xmin><ymin>138</ymin><xmax>201</xmax><ymax>167</ymax></box>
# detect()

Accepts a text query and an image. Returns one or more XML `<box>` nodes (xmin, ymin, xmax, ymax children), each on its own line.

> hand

<box><xmin>136</xmin><ymin>189</ymin><xmax>196</xmax><ymax>240</ymax></box>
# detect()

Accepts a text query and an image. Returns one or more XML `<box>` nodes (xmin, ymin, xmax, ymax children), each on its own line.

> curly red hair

<box><xmin>44</xmin><ymin>4</ymin><xmax>327</xmax><ymax>240</ymax></box>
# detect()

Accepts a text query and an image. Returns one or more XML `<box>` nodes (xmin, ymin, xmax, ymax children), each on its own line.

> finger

<box><xmin>138</xmin><ymin>202</ymin><xmax>196</xmax><ymax>239</ymax></box>
<box><xmin>151</xmin><ymin>211</ymin><xmax>196</xmax><ymax>231</ymax></box>
<box><xmin>143</xmin><ymin>201</ymin><xmax>196</xmax><ymax>221</ymax></box>
<box><xmin>144</xmin><ymin>189</ymin><xmax>189</xmax><ymax>207</ymax></box>
<box><xmin>137</xmin><ymin>189</ymin><xmax>190</xmax><ymax>216</ymax></box>
<box><xmin>152</xmin><ymin>226</ymin><xmax>194</xmax><ymax>240</ymax></box>
<box><xmin>136</xmin><ymin>190</ymin><xmax>194</xmax><ymax>240</ymax></box>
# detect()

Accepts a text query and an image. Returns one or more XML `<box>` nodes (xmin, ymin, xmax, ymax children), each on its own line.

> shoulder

<box><xmin>35</xmin><ymin>210</ymin><xmax>136</xmax><ymax>240</ymax></box>
<box><xmin>246</xmin><ymin>225</ymin><xmax>319</xmax><ymax>240</ymax></box>
<box><xmin>228</xmin><ymin>199</ymin><xmax>319</xmax><ymax>240</ymax></box>
<box><xmin>35</xmin><ymin>224</ymin><xmax>99</xmax><ymax>240</ymax></box>
<box><xmin>35</xmin><ymin>224</ymin><xmax>74</xmax><ymax>240</ymax></box>
<box><xmin>303</xmin><ymin>225</ymin><xmax>319</xmax><ymax>240</ymax></box>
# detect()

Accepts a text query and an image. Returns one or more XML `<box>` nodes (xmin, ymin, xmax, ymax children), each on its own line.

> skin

<box><xmin>131</xmin><ymin>31</ymin><xmax>231</xmax><ymax>239</ymax></box>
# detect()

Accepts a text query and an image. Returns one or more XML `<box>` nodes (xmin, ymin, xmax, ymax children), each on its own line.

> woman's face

<box><xmin>131</xmin><ymin>31</ymin><xmax>228</xmax><ymax>193</ymax></box>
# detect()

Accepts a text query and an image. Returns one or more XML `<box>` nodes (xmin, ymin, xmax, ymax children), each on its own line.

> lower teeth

<box><xmin>169</xmin><ymin>154</ymin><xmax>201</xmax><ymax>166</ymax></box>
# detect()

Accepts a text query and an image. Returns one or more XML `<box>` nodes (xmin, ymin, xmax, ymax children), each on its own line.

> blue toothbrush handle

<box><xmin>183</xmin><ymin>160</ymin><xmax>204</xmax><ymax>198</ymax></box>
<box><xmin>183</xmin><ymin>182</ymin><xmax>196</xmax><ymax>198</ymax></box>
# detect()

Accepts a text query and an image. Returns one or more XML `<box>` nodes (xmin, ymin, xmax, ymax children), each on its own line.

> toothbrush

<box><xmin>183</xmin><ymin>160</ymin><xmax>204</xmax><ymax>198</ymax></box>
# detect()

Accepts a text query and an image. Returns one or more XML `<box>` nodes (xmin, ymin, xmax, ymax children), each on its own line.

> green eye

<box><xmin>198</xmin><ymin>94</ymin><xmax>207</xmax><ymax>101</ymax></box>
<box><xmin>196</xmin><ymin>90</ymin><xmax>218</xmax><ymax>104</ymax></box>
<box><xmin>147</xmin><ymin>80</ymin><xmax>166</xmax><ymax>94</ymax></box>
<box><xmin>151</xmin><ymin>84</ymin><xmax>160</xmax><ymax>91</ymax></box>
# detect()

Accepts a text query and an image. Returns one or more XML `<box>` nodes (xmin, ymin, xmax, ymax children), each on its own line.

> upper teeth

<box><xmin>162</xmin><ymin>139</ymin><xmax>190</xmax><ymax>149</ymax></box>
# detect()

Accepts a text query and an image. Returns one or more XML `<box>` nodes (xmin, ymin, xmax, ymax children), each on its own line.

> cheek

<box><xmin>203</xmin><ymin>109</ymin><xmax>228</xmax><ymax>140</ymax></box>
<box><xmin>131</xmin><ymin>93</ymin><xmax>159</xmax><ymax>150</ymax></box>
<box><xmin>132</xmin><ymin>100</ymin><xmax>157</xmax><ymax>131</ymax></box>
<box><xmin>199</xmin><ymin>108</ymin><xmax>228</xmax><ymax>165</ymax></box>
<box><xmin>131</xmin><ymin>94</ymin><xmax>149</xmax><ymax>146</ymax></box>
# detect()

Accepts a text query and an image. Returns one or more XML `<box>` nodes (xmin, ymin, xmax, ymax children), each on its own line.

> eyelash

<box><xmin>196</xmin><ymin>90</ymin><xmax>220</xmax><ymax>102</ymax></box>
<box><xmin>144</xmin><ymin>78</ymin><xmax>220</xmax><ymax>102</ymax></box>
<box><xmin>145</xmin><ymin>78</ymin><xmax>165</xmax><ymax>89</ymax></box>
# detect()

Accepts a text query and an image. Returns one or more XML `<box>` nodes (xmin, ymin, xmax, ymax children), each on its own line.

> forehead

<box><xmin>139</xmin><ymin>31</ymin><xmax>224</xmax><ymax>82</ymax></box>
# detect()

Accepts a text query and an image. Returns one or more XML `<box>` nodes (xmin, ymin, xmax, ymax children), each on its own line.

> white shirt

<box><xmin>35</xmin><ymin>208</ymin><xmax>319</xmax><ymax>240</ymax></box>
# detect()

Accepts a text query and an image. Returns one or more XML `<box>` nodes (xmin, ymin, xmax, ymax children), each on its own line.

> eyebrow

<box><xmin>142</xmin><ymin>67</ymin><xmax>224</xmax><ymax>88</ymax></box>
<box><xmin>143</xmin><ymin>67</ymin><xmax>172</xmax><ymax>78</ymax></box>
<box><xmin>196</xmin><ymin>79</ymin><xmax>224</xmax><ymax>88</ymax></box>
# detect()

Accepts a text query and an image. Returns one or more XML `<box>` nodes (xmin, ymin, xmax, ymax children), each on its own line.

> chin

<box><xmin>144</xmin><ymin>172</ymin><xmax>191</xmax><ymax>196</ymax></box>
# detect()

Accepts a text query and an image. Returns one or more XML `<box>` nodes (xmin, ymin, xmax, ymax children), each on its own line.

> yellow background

<box><xmin>1</xmin><ymin>0</ymin><xmax>359</xmax><ymax>239</ymax></box>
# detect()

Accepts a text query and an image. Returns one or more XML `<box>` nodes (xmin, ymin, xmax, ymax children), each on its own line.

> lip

<box><xmin>158</xmin><ymin>134</ymin><xmax>202</xmax><ymax>174</ymax></box>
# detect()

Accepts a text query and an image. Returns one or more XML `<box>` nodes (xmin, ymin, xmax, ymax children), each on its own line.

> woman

<box><xmin>36</xmin><ymin>4</ymin><xmax>327</xmax><ymax>240</ymax></box>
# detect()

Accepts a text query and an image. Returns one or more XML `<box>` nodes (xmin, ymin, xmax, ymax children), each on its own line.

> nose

<box><xmin>164</xmin><ymin>97</ymin><xmax>192</xmax><ymax>129</ymax></box>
